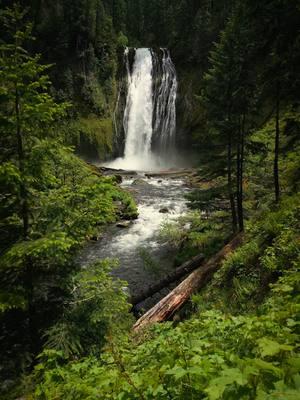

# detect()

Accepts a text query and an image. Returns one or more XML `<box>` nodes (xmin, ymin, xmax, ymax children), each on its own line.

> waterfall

<box><xmin>123</xmin><ymin>48</ymin><xmax>153</xmax><ymax>164</ymax></box>
<box><xmin>107</xmin><ymin>47</ymin><xmax>177</xmax><ymax>171</ymax></box>
<box><xmin>153</xmin><ymin>48</ymin><xmax>178</xmax><ymax>152</ymax></box>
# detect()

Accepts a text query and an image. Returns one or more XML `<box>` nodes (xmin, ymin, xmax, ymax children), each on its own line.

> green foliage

<box><xmin>29</xmin><ymin>0</ymin><xmax>118</xmax><ymax>115</ymax></box>
<box><xmin>0</xmin><ymin>143</ymin><xmax>137</xmax><ymax>302</ymax></box>
<box><xmin>45</xmin><ymin>260</ymin><xmax>133</xmax><ymax>358</ymax></box>
<box><xmin>0</xmin><ymin>6</ymin><xmax>137</xmax><ymax>393</ymax></box>
<box><xmin>1</xmin><ymin>1</ymin><xmax>300</xmax><ymax>399</ymax></box>
<box><xmin>160</xmin><ymin>210</ymin><xmax>230</xmax><ymax>264</ymax></box>
<box><xmin>246</xmin><ymin>107</ymin><xmax>300</xmax><ymax>212</ymax></box>
<box><xmin>33</xmin><ymin>266</ymin><xmax>300</xmax><ymax>399</ymax></box>
<box><xmin>0</xmin><ymin>162</ymin><xmax>23</xmax><ymax>246</ymax></box>
<box><xmin>196</xmin><ymin>194</ymin><xmax>300</xmax><ymax>314</ymax></box>
<box><xmin>138</xmin><ymin>247</ymin><xmax>160</xmax><ymax>275</ymax></box>
<box><xmin>0</xmin><ymin>143</ymin><xmax>137</xmax><ymax>390</ymax></box>
<box><xmin>261</xmin><ymin>228</ymin><xmax>300</xmax><ymax>272</ymax></box>
<box><xmin>71</xmin><ymin>115</ymin><xmax>114</xmax><ymax>159</ymax></box>
<box><xmin>117</xmin><ymin>31</ymin><xmax>129</xmax><ymax>47</ymax></box>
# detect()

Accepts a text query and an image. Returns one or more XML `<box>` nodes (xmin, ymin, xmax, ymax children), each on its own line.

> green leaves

<box><xmin>166</xmin><ymin>366</ymin><xmax>188</xmax><ymax>380</ymax></box>
<box><xmin>0</xmin><ymin>5</ymin><xmax>138</xmax><ymax>386</ymax></box>
<box><xmin>206</xmin><ymin>368</ymin><xmax>247</xmax><ymax>400</ymax></box>
<box><xmin>257</xmin><ymin>338</ymin><xmax>294</xmax><ymax>358</ymax></box>
<box><xmin>0</xmin><ymin>290</ymin><xmax>26</xmax><ymax>313</ymax></box>
<box><xmin>32</xmin><ymin>216</ymin><xmax>300</xmax><ymax>399</ymax></box>
<box><xmin>1</xmin><ymin>232</ymin><xmax>76</xmax><ymax>271</ymax></box>
<box><xmin>44</xmin><ymin>260</ymin><xmax>133</xmax><ymax>358</ymax></box>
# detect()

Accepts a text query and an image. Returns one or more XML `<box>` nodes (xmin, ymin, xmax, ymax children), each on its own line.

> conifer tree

<box><xmin>202</xmin><ymin>3</ymin><xmax>255</xmax><ymax>232</ymax></box>
<box><xmin>0</xmin><ymin>3</ymin><xmax>67</xmax><ymax>352</ymax></box>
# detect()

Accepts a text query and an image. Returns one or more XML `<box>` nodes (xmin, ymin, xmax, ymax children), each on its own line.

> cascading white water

<box><xmin>153</xmin><ymin>48</ymin><xmax>178</xmax><ymax>151</ymax></box>
<box><xmin>123</xmin><ymin>48</ymin><xmax>153</xmax><ymax>166</ymax></box>
<box><xmin>107</xmin><ymin>47</ymin><xmax>177</xmax><ymax>171</ymax></box>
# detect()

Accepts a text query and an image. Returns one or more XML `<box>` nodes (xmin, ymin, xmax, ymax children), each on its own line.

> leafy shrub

<box><xmin>0</xmin><ymin>146</ymin><xmax>137</xmax><ymax>390</ymax></box>
<box><xmin>159</xmin><ymin>210</ymin><xmax>229</xmax><ymax>265</ymax></box>
<box><xmin>44</xmin><ymin>260</ymin><xmax>133</xmax><ymax>358</ymax></box>
<box><xmin>33</xmin><ymin>267</ymin><xmax>300</xmax><ymax>400</ymax></box>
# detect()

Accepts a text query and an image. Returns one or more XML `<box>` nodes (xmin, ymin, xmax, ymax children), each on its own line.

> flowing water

<box><xmin>153</xmin><ymin>48</ymin><xmax>178</xmax><ymax>152</ymax></box>
<box><xmin>80</xmin><ymin>48</ymin><xmax>191</xmax><ymax>308</ymax></box>
<box><xmin>78</xmin><ymin>174</ymin><xmax>191</xmax><ymax>308</ymax></box>
<box><xmin>107</xmin><ymin>47</ymin><xmax>178</xmax><ymax>171</ymax></box>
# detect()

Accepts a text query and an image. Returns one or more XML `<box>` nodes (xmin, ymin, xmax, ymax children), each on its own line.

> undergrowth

<box><xmin>30</xmin><ymin>194</ymin><xmax>300</xmax><ymax>400</ymax></box>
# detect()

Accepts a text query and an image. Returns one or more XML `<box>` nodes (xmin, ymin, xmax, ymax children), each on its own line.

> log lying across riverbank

<box><xmin>130</xmin><ymin>253</ymin><xmax>205</xmax><ymax>306</ymax></box>
<box><xmin>133</xmin><ymin>234</ymin><xmax>243</xmax><ymax>332</ymax></box>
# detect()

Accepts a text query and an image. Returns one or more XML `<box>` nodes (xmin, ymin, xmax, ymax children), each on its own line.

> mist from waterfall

<box><xmin>107</xmin><ymin>47</ymin><xmax>178</xmax><ymax>171</ymax></box>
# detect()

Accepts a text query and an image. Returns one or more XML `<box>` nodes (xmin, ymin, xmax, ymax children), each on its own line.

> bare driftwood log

<box><xmin>130</xmin><ymin>253</ymin><xmax>205</xmax><ymax>306</ymax></box>
<box><xmin>133</xmin><ymin>234</ymin><xmax>243</xmax><ymax>332</ymax></box>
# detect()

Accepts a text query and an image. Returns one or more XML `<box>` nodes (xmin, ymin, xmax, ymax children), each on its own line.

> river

<box><xmin>78</xmin><ymin>47</ymin><xmax>191</xmax><ymax>311</ymax></box>
<box><xmin>78</xmin><ymin>172</ymin><xmax>191</xmax><ymax>311</ymax></box>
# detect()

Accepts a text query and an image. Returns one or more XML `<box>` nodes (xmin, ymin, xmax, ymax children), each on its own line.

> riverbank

<box><xmin>78</xmin><ymin>169</ymin><xmax>194</xmax><ymax>312</ymax></box>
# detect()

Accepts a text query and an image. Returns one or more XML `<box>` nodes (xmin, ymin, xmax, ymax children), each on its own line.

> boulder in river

<box><xmin>159</xmin><ymin>207</ymin><xmax>169</xmax><ymax>214</ymax></box>
<box><xmin>132</xmin><ymin>178</ymin><xmax>150</xmax><ymax>186</ymax></box>
<box><xmin>90</xmin><ymin>234</ymin><xmax>102</xmax><ymax>241</ymax></box>
<box><xmin>116</xmin><ymin>221</ymin><xmax>132</xmax><ymax>228</ymax></box>
<box><xmin>114</xmin><ymin>174</ymin><xmax>123</xmax><ymax>183</ymax></box>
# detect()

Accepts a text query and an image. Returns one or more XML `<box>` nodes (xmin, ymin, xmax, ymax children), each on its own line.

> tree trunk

<box><xmin>237</xmin><ymin>115</ymin><xmax>245</xmax><ymax>232</ymax></box>
<box><xmin>25</xmin><ymin>259</ymin><xmax>39</xmax><ymax>356</ymax></box>
<box><xmin>274</xmin><ymin>82</ymin><xmax>280</xmax><ymax>203</ymax></box>
<box><xmin>131</xmin><ymin>253</ymin><xmax>205</xmax><ymax>306</ymax></box>
<box><xmin>15</xmin><ymin>87</ymin><xmax>35</xmax><ymax>354</ymax></box>
<box><xmin>227</xmin><ymin>132</ymin><xmax>237</xmax><ymax>232</ymax></box>
<box><xmin>15</xmin><ymin>86</ymin><xmax>29</xmax><ymax>239</ymax></box>
<box><xmin>239</xmin><ymin>115</ymin><xmax>245</xmax><ymax>230</ymax></box>
<box><xmin>236</xmin><ymin>122</ymin><xmax>241</xmax><ymax>228</ymax></box>
<box><xmin>133</xmin><ymin>234</ymin><xmax>243</xmax><ymax>332</ymax></box>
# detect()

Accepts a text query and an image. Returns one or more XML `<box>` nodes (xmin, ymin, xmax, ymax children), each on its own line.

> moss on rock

<box><xmin>72</xmin><ymin>115</ymin><xmax>114</xmax><ymax>160</ymax></box>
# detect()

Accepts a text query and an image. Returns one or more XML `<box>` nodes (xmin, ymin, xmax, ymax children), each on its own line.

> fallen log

<box><xmin>100</xmin><ymin>166</ymin><xmax>137</xmax><ymax>176</ymax></box>
<box><xmin>133</xmin><ymin>234</ymin><xmax>243</xmax><ymax>332</ymax></box>
<box><xmin>130</xmin><ymin>253</ymin><xmax>205</xmax><ymax>306</ymax></box>
<box><xmin>145</xmin><ymin>169</ymin><xmax>193</xmax><ymax>178</ymax></box>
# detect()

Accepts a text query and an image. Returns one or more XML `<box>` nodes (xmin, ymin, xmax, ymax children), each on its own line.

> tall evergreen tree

<box><xmin>0</xmin><ymin>3</ymin><xmax>67</xmax><ymax>353</ymax></box>
<box><xmin>202</xmin><ymin>3</ymin><xmax>256</xmax><ymax>232</ymax></box>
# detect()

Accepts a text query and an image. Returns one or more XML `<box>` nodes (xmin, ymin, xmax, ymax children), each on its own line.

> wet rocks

<box><xmin>116</xmin><ymin>221</ymin><xmax>132</xmax><ymax>228</ymax></box>
<box><xmin>100</xmin><ymin>166</ymin><xmax>137</xmax><ymax>176</ymax></box>
<box><xmin>159</xmin><ymin>207</ymin><xmax>169</xmax><ymax>214</ymax></box>
<box><xmin>145</xmin><ymin>169</ymin><xmax>193</xmax><ymax>179</ymax></box>
<box><xmin>113</xmin><ymin>174</ymin><xmax>123</xmax><ymax>183</ymax></box>
<box><xmin>132</xmin><ymin>178</ymin><xmax>150</xmax><ymax>186</ymax></box>
<box><xmin>90</xmin><ymin>233</ymin><xmax>102</xmax><ymax>241</ymax></box>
